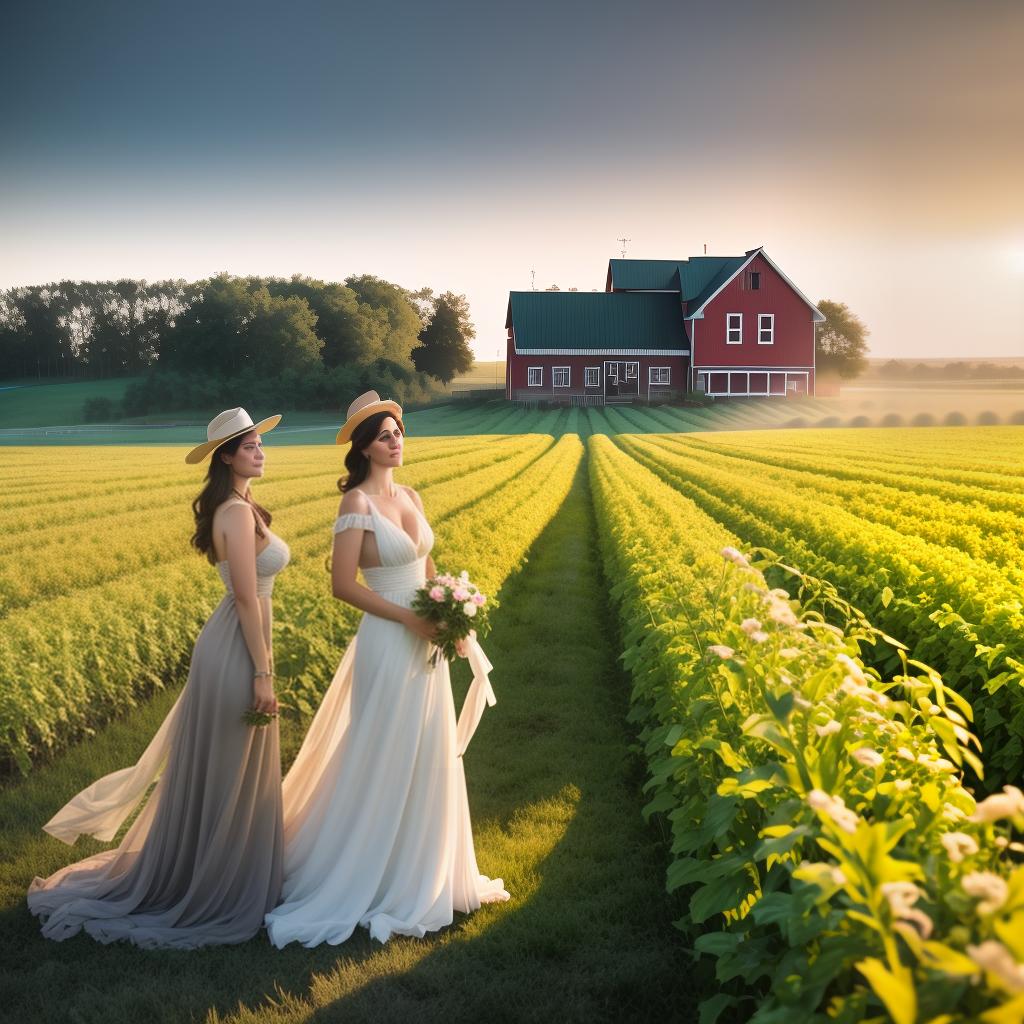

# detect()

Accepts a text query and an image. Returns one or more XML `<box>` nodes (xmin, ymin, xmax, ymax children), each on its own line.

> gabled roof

<box><xmin>607</xmin><ymin>248</ymin><xmax>825</xmax><ymax>322</ymax></box>
<box><xmin>506</xmin><ymin>291</ymin><xmax>688</xmax><ymax>352</ymax></box>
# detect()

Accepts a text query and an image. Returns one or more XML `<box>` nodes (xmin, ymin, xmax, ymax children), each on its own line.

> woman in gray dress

<box><xmin>27</xmin><ymin>408</ymin><xmax>288</xmax><ymax>949</ymax></box>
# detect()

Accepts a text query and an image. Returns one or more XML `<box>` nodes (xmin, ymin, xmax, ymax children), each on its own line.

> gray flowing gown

<box><xmin>27</xmin><ymin>528</ymin><xmax>289</xmax><ymax>949</ymax></box>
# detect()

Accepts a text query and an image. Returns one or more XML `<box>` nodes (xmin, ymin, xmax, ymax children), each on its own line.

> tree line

<box><xmin>0</xmin><ymin>274</ymin><xmax>476</xmax><ymax>415</ymax></box>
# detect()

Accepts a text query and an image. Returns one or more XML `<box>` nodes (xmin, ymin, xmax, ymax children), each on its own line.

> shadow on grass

<box><xmin>1</xmin><ymin>455</ymin><xmax>701</xmax><ymax>1024</ymax></box>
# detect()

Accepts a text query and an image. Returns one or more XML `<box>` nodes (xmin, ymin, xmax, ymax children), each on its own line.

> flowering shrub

<box><xmin>589</xmin><ymin>436</ymin><xmax>1024</xmax><ymax>1024</ymax></box>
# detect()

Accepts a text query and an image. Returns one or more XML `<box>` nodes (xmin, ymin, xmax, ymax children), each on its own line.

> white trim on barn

<box><xmin>512</xmin><ymin>345</ymin><xmax>690</xmax><ymax>356</ymax></box>
<box><xmin>695</xmin><ymin>368</ymin><xmax>810</xmax><ymax>397</ymax></box>
<box><xmin>726</xmin><ymin>313</ymin><xmax>742</xmax><ymax>344</ymax></box>
<box><xmin>648</xmin><ymin>366</ymin><xmax>671</xmax><ymax>384</ymax></box>
<box><xmin>758</xmin><ymin>313</ymin><xmax>775</xmax><ymax>345</ymax></box>
<box><xmin>527</xmin><ymin>366</ymin><xmax>543</xmax><ymax>386</ymax></box>
<box><xmin>552</xmin><ymin>366</ymin><xmax>570</xmax><ymax>387</ymax></box>
<box><xmin>584</xmin><ymin>366</ymin><xmax>601</xmax><ymax>387</ymax></box>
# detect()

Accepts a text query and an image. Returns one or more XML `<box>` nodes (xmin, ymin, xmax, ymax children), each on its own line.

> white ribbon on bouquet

<box><xmin>453</xmin><ymin>631</ymin><xmax>497</xmax><ymax>757</ymax></box>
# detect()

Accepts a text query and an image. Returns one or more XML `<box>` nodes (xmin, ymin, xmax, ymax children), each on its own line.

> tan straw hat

<box><xmin>335</xmin><ymin>390</ymin><xmax>404</xmax><ymax>445</ymax></box>
<box><xmin>185</xmin><ymin>407</ymin><xmax>282</xmax><ymax>464</ymax></box>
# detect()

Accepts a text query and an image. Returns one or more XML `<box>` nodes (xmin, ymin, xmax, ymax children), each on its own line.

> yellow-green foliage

<box><xmin>614</xmin><ymin>427</ymin><xmax>1024</xmax><ymax>789</ymax></box>
<box><xmin>590</xmin><ymin>434</ymin><xmax>1024</xmax><ymax>1024</ymax></box>
<box><xmin>0</xmin><ymin>435</ymin><xmax>580</xmax><ymax>773</ymax></box>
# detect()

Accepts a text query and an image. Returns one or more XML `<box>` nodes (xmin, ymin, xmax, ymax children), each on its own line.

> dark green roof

<box><xmin>608</xmin><ymin>254</ymin><xmax>748</xmax><ymax>307</ymax></box>
<box><xmin>605</xmin><ymin>260</ymin><xmax>680</xmax><ymax>291</ymax></box>
<box><xmin>507</xmin><ymin>291</ymin><xmax>687</xmax><ymax>351</ymax></box>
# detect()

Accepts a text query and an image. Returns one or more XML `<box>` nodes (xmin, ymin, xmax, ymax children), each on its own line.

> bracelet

<box><xmin>254</xmin><ymin>670</ymin><xmax>273</xmax><ymax>678</ymax></box>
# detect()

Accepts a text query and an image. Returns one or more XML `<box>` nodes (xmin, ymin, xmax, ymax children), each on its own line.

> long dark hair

<box><xmin>337</xmin><ymin>411</ymin><xmax>405</xmax><ymax>494</ymax></box>
<box><xmin>191</xmin><ymin>433</ymin><xmax>272</xmax><ymax>565</ymax></box>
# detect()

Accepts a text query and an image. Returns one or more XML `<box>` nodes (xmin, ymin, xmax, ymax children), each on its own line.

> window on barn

<box><xmin>553</xmin><ymin>366</ymin><xmax>570</xmax><ymax>387</ymax></box>
<box><xmin>649</xmin><ymin>366</ymin><xmax>671</xmax><ymax>384</ymax></box>
<box><xmin>625</xmin><ymin>362</ymin><xmax>637</xmax><ymax>379</ymax></box>
<box><xmin>528</xmin><ymin>366</ymin><xmax>543</xmax><ymax>386</ymax></box>
<box><xmin>709</xmin><ymin>372</ymin><xmax>728</xmax><ymax>394</ymax></box>
<box><xmin>758</xmin><ymin>314</ymin><xmax>774</xmax><ymax>345</ymax></box>
<box><xmin>750</xmin><ymin>372</ymin><xmax>768</xmax><ymax>394</ymax></box>
<box><xmin>585</xmin><ymin>366</ymin><xmax>600</xmax><ymax>387</ymax></box>
<box><xmin>746</xmin><ymin>271</ymin><xmax>761</xmax><ymax>290</ymax></box>
<box><xmin>727</xmin><ymin>313</ymin><xmax>742</xmax><ymax>344</ymax></box>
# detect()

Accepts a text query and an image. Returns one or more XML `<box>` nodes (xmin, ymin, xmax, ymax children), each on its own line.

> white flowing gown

<box><xmin>264</xmin><ymin>494</ymin><xmax>508</xmax><ymax>948</ymax></box>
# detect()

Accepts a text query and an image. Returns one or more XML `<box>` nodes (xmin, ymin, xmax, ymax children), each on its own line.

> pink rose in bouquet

<box><xmin>411</xmin><ymin>569</ymin><xmax>496</xmax><ymax>666</ymax></box>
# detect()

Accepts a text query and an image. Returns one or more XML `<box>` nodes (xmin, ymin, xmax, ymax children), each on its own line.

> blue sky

<box><xmin>3</xmin><ymin>0</ymin><xmax>1022</xmax><ymax>359</ymax></box>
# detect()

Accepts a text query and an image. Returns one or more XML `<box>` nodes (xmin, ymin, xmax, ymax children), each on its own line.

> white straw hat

<box><xmin>185</xmin><ymin>407</ymin><xmax>282</xmax><ymax>464</ymax></box>
<box><xmin>335</xmin><ymin>390</ymin><xmax>404</xmax><ymax>445</ymax></box>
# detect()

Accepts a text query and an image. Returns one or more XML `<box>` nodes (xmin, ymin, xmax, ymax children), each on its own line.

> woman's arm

<box><xmin>221</xmin><ymin>504</ymin><xmax>277</xmax><ymax>714</ymax></box>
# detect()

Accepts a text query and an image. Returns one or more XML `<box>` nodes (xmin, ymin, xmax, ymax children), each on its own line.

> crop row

<box><xmin>0</xmin><ymin>434</ymin><xmax>573</xmax><ymax>773</ymax></box>
<box><xmin>0</xmin><ymin>436</ymin><xmax>551</xmax><ymax>611</ymax></box>
<box><xmin>613</xmin><ymin>431</ymin><xmax>1024</xmax><ymax>790</ymax></box>
<box><xmin>589</xmin><ymin>435</ymin><xmax>1024</xmax><ymax>1024</ymax></box>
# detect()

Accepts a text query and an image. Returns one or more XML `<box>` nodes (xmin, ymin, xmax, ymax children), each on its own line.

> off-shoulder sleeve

<box><xmin>333</xmin><ymin>513</ymin><xmax>373</xmax><ymax>534</ymax></box>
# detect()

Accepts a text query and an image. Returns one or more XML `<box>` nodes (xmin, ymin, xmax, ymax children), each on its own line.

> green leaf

<box><xmin>881</xmin><ymin>586</ymin><xmax>894</xmax><ymax>608</ymax></box>
<box><xmin>856</xmin><ymin>956</ymin><xmax>917</xmax><ymax>1024</ymax></box>
<box><xmin>698</xmin><ymin>993</ymin><xmax>740</xmax><ymax>1024</ymax></box>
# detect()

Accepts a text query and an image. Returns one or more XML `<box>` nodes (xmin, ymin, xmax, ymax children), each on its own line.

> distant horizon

<box><xmin>2</xmin><ymin>0</ymin><xmax>1021</xmax><ymax>362</ymax></box>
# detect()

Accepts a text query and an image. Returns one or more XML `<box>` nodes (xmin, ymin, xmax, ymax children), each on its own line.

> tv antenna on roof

<box><xmin>617</xmin><ymin>237</ymin><xmax>630</xmax><ymax>259</ymax></box>
<box><xmin>530</xmin><ymin>268</ymin><xmax>536</xmax><ymax>291</ymax></box>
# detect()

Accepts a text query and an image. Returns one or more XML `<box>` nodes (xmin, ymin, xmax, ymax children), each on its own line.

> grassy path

<box><xmin>1</xmin><ymin>455</ymin><xmax>694</xmax><ymax>1023</ymax></box>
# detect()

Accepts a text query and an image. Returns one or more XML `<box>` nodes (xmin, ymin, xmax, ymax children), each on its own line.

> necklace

<box><xmin>232</xmin><ymin>488</ymin><xmax>250</xmax><ymax>502</ymax></box>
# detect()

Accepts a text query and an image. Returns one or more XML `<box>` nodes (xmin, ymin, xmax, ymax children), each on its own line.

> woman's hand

<box><xmin>454</xmin><ymin>629</ymin><xmax>476</xmax><ymax>659</ymax></box>
<box><xmin>402</xmin><ymin>609</ymin><xmax>440</xmax><ymax>642</ymax></box>
<box><xmin>253</xmin><ymin>674</ymin><xmax>278</xmax><ymax>715</ymax></box>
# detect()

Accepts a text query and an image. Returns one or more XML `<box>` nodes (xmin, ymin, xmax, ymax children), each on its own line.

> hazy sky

<box><xmin>2</xmin><ymin>0</ymin><xmax>1022</xmax><ymax>360</ymax></box>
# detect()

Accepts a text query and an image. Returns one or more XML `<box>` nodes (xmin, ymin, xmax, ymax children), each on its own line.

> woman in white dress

<box><xmin>265</xmin><ymin>391</ymin><xmax>508</xmax><ymax>948</ymax></box>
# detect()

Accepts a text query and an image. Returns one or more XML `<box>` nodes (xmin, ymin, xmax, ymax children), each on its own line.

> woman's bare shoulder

<box><xmin>338</xmin><ymin>488</ymin><xmax>371</xmax><ymax>516</ymax></box>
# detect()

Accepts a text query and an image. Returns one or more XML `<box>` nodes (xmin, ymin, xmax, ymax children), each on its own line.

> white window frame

<box><xmin>758</xmin><ymin>313</ymin><xmax>775</xmax><ymax>345</ymax></box>
<box><xmin>648</xmin><ymin>366</ymin><xmax>671</xmax><ymax>384</ymax></box>
<box><xmin>625</xmin><ymin>361</ymin><xmax>637</xmax><ymax>379</ymax></box>
<box><xmin>584</xmin><ymin>366</ymin><xmax>600</xmax><ymax>387</ymax></box>
<box><xmin>527</xmin><ymin>366</ymin><xmax>543</xmax><ymax>387</ymax></box>
<box><xmin>726</xmin><ymin>313</ymin><xmax>742</xmax><ymax>344</ymax></box>
<box><xmin>552</xmin><ymin>366</ymin><xmax>570</xmax><ymax>387</ymax></box>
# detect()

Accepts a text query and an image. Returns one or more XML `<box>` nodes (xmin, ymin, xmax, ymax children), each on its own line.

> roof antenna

<box><xmin>530</xmin><ymin>268</ymin><xmax>536</xmax><ymax>291</ymax></box>
<box><xmin>617</xmin><ymin>236</ymin><xmax>630</xmax><ymax>259</ymax></box>
<box><xmin>704</xmin><ymin>243</ymin><xmax>707</xmax><ymax>254</ymax></box>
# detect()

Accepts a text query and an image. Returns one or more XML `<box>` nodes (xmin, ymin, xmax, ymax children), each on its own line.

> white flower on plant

<box><xmin>878</xmin><ymin>881</ymin><xmax>933</xmax><ymax>938</ymax></box>
<box><xmin>750</xmin><ymin>630</ymin><xmax>769</xmax><ymax>643</ymax></box>
<box><xmin>459</xmin><ymin>570</ymin><xmax>469</xmax><ymax>582</ymax></box>
<box><xmin>769</xmin><ymin>587</ymin><xmax>789</xmax><ymax>599</ymax></box>
<box><xmin>942</xmin><ymin>803</ymin><xmax>967</xmax><ymax>822</ymax></box>
<box><xmin>894</xmin><ymin>779</ymin><xmax>912</xmax><ymax>793</ymax></box>
<box><xmin>962</xmin><ymin>871</ymin><xmax>1009</xmax><ymax>915</ymax></box>
<box><xmin>779</xmin><ymin>647</ymin><xmax>801</xmax><ymax>659</ymax></box>
<box><xmin>835</xmin><ymin>653</ymin><xmax>866</xmax><ymax>683</ymax></box>
<box><xmin>896</xmin><ymin>747</ymin><xmax>916</xmax><ymax>761</ymax></box>
<box><xmin>815</xmin><ymin>720</ymin><xmax>841</xmax><ymax>737</ymax></box>
<box><xmin>721</xmin><ymin>546</ymin><xmax>750</xmax><ymax>568</ymax></box>
<box><xmin>969</xmin><ymin>786</ymin><xmax>1024</xmax><ymax>824</ymax></box>
<box><xmin>740</xmin><ymin>618</ymin><xmax>763</xmax><ymax>634</ymax></box>
<box><xmin>707</xmin><ymin>644</ymin><xmax>734</xmax><ymax>659</ymax></box>
<box><xmin>967</xmin><ymin>941</ymin><xmax>1024</xmax><ymax>993</ymax></box>
<box><xmin>807</xmin><ymin>788</ymin><xmax>860</xmax><ymax>834</ymax></box>
<box><xmin>742</xmin><ymin>582</ymin><xmax>767</xmax><ymax>595</ymax></box>
<box><xmin>839</xmin><ymin>676</ymin><xmax>891</xmax><ymax>709</ymax></box>
<box><xmin>940</xmin><ymin>832</ymin><xmax>979</xmax><ymax>864</ymax></box>
<box><xmin>765</xmin><ymin>596</ymin><xmax>798</xmax><ymax>627</ymax></box>
<box><xmin>463</xmin><ymin>601</ymin><xmax>477</xmax><ymax>618</ymax></box>
<box><xmin>852</xmin><ymin>747</ymin><xmax>883</xmax><ymax>768</ymax></box>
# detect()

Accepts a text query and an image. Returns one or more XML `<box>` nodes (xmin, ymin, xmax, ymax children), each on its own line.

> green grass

<box><xmin>0</xmin><ymin>459</ymin><xmax>697</xmax><ymax>1023</ymax></box>
<box><xmin>0</xmin><ymin>378</ymin><xmax>141</xmax><ymax>429</ymax></box>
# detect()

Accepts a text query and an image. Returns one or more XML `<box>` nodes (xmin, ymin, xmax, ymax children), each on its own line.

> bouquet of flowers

<box><xmin>411</xmin><ymin>570</ymin><xmax>495</xmax><ymax>667</ymax></box>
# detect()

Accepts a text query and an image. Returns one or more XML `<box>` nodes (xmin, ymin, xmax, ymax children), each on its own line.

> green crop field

<box><xmin>3</xmin><ymin>421</ymin><xmax>1024</xmax><ymax>1023</ymax></box>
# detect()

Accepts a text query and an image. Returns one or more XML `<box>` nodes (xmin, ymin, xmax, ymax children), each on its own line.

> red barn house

<box><xmin>505</xmin><ymin>247</ymin><xmax>824</xmax><ymax>403</ymax></box>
